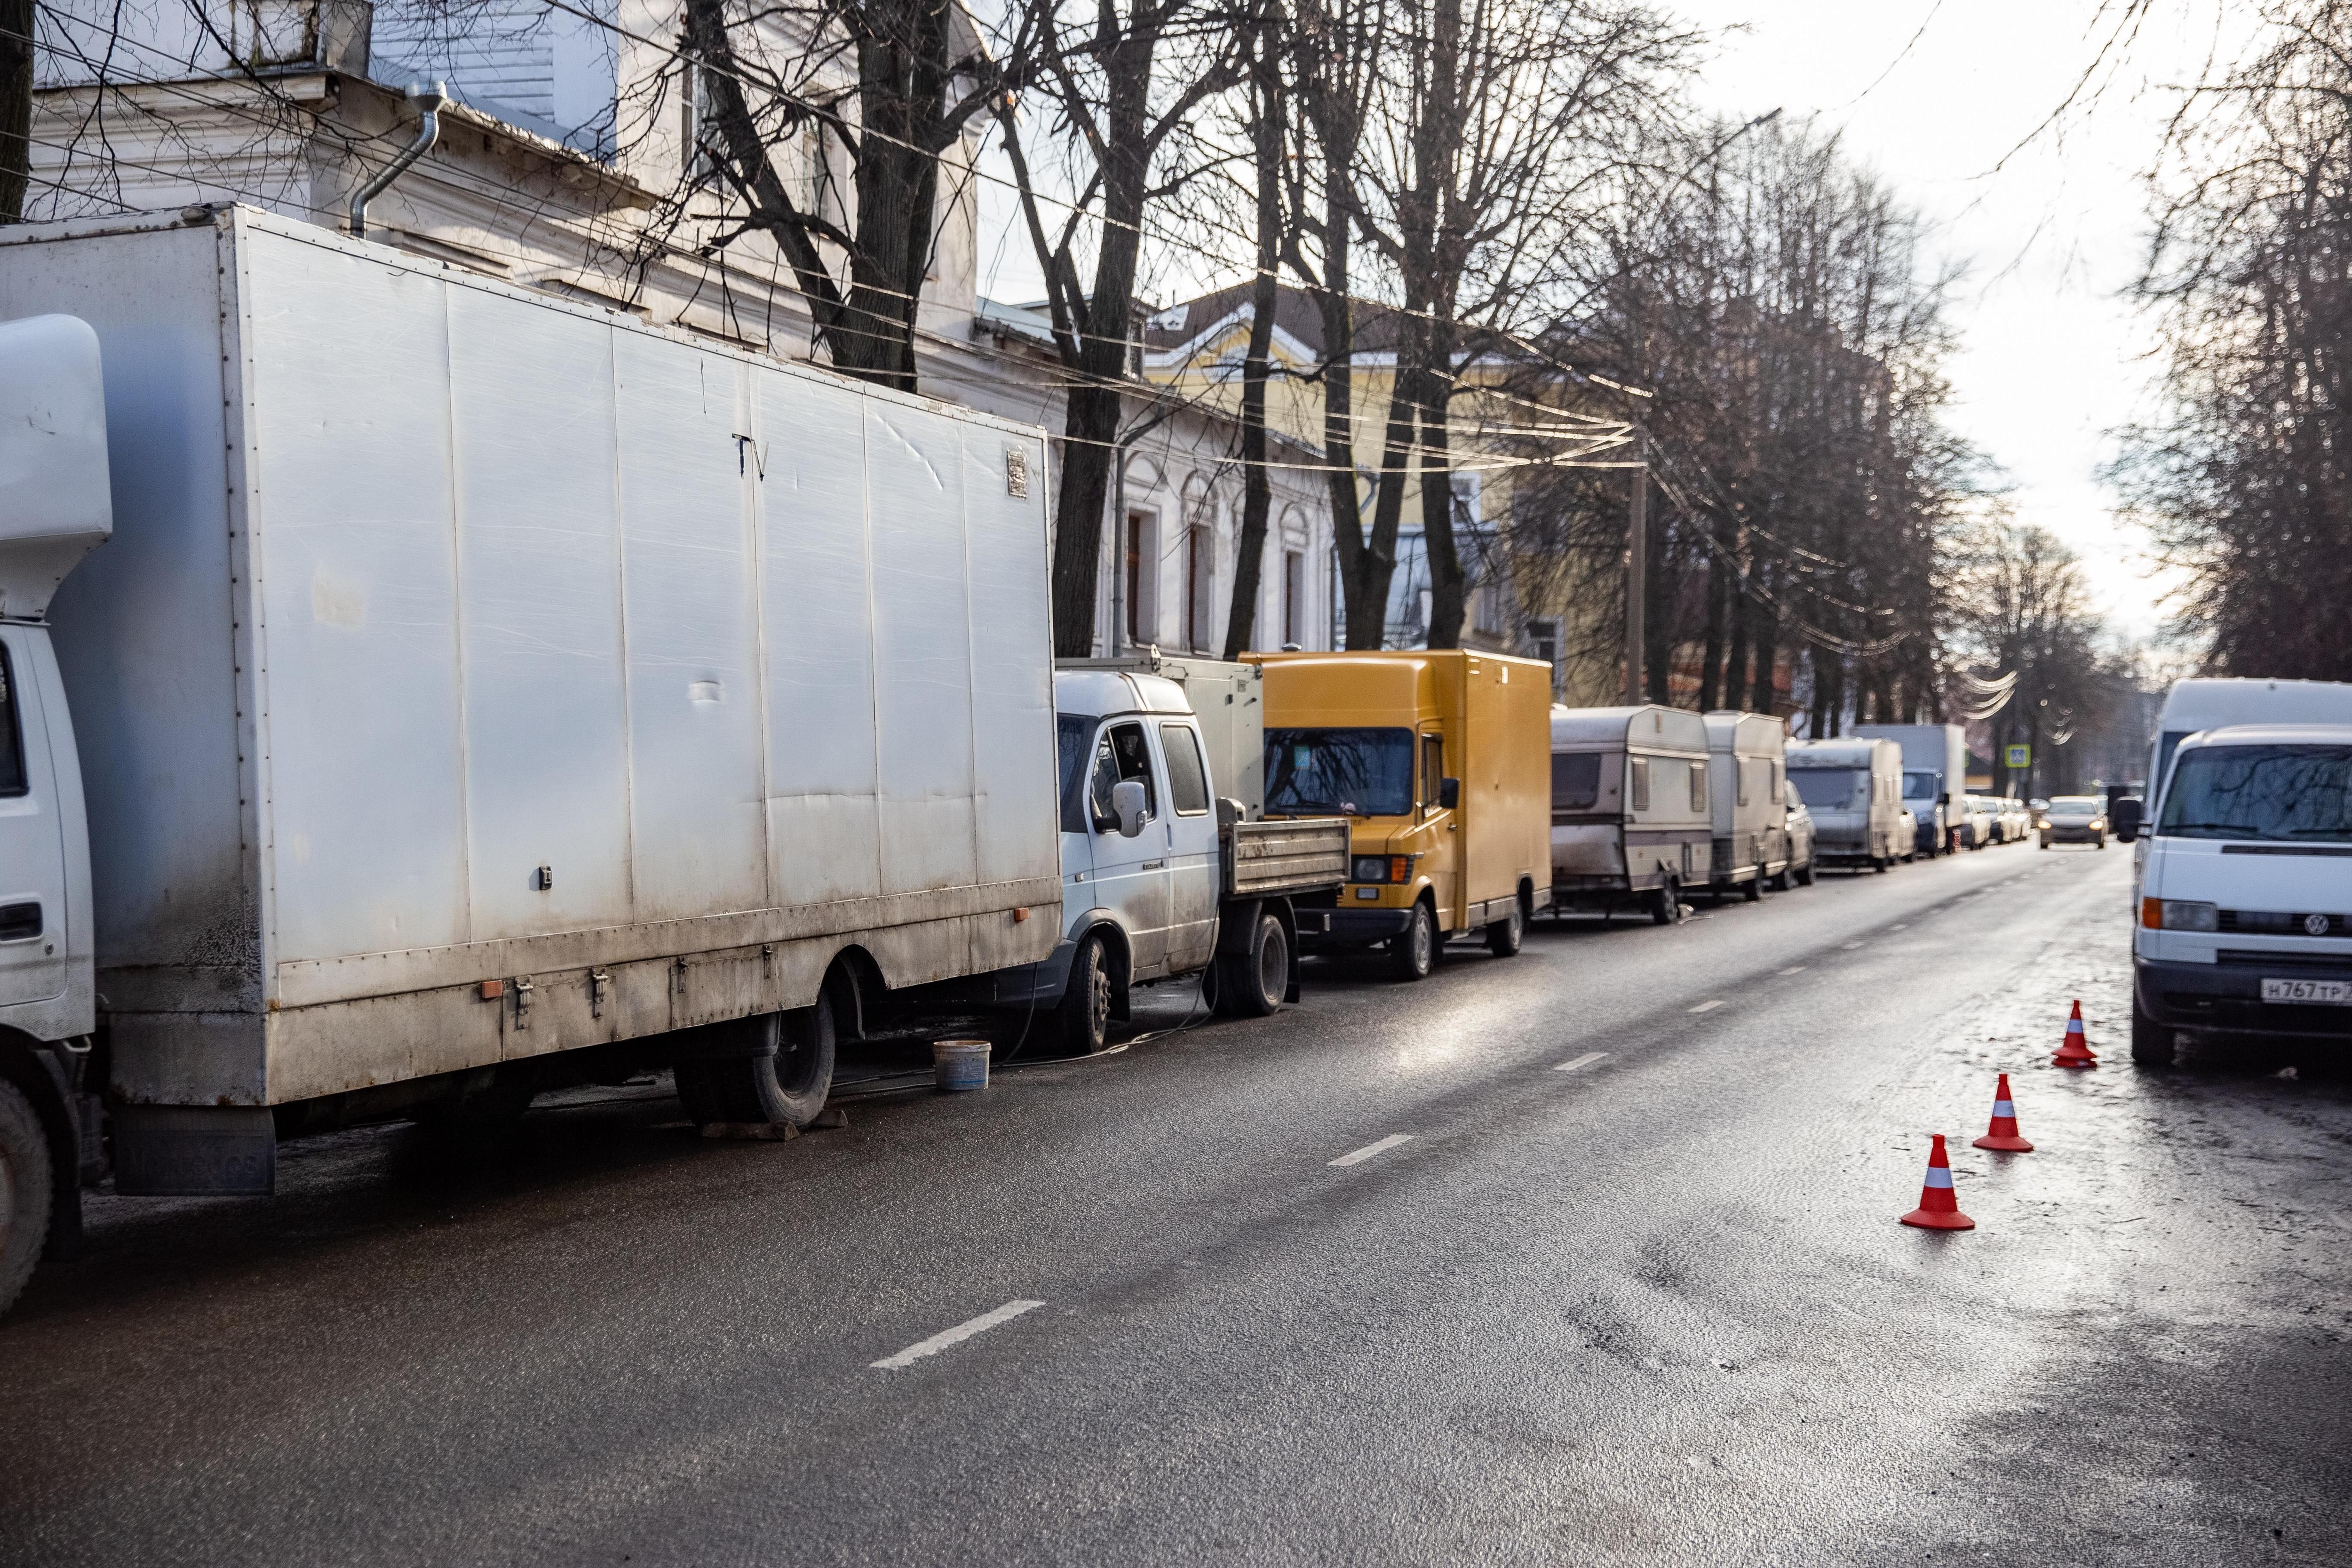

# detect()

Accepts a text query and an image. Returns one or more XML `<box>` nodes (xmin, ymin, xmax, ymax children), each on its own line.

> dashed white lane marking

<box><xmin>870</xmin><ymin>1300</ymin><xmax>1046</xmax><ymax>1370</ymax></box>
<box><xmin>1687</xmin><ymin>1000</ymin><xmax>1724</xmax><ymax>1013</ymax></box>
<box><xmin>1890</xmin><ymin>923</ymin><xmax>1909</xmax><ymax>930</ymax></box>
<box><xmin>1330</xmin><ymin>1133</ymin><xmax>1415</xmax><ymax>1168</ymax></box>
<box><xmin>1780</xmin><ymin>965</ymin><xmax>1808</xmax><ymax>975</ymax></box>
<box><xmin>1555</xmin><ymin>1051</ymin><xmax>1609</xmax><ymax>1073</ymax></box>
<box><xmin>1841</xmin><ymin>941</ymin><xmax>1865</xmax><ymax>950</ymax></box>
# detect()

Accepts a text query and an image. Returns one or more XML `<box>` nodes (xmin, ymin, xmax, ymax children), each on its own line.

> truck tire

<box><xmin>0</xmin><ymin>1078</ymin><xmax>53</xmax><ymax>1320</ymax></box>
<box><xmin>2131</xmin><ymin>995</ymin><xmax>2175</xmax><ymax>1067</ymax></box>
<box><xmin>674</xmin><ymin>993</ymin><xmax>838</xmax><ymax>1127</ymax></box>
<box><xmin>1485</xmin><ymin>899</ymin><xmax>1524</xmax><ymax>957</ymax></box>
<box><xmin>1795</xmin><ymin>859</ymin><xmax>1815</xmax><ymax>887</ymax></box>
<box><xmin>1216</xmin><ymin>912</ymin><xmax>1289</xmax><ymax>1018</ymax></box>
<box><xmin>1742</xmin><ymin>876</ymin><xmax>1763</xmax><ymax>903</ymax></box>
<box><xmin>1054</xmin><ymin>931</ymin><xmax>1115</xmax><ymax>1052</ymax></box>
<box><xmin>1387</xmin><ymin>900</ymin><xmax>1437</xmax><ymax>981</ymax></box>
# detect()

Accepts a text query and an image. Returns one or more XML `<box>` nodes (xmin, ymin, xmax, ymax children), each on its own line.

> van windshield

<box><xmin>1902</xmin><ymin>771</ymin><xmax>1938</xmax><ymax>800</ymax></box>
<box><xmin>2156</xmin><ymin>745</ymin><xmax>2352</xmax><ymax>842</ymax></box>
<box><xmin>1790</xmin><ymin>768</ymin><xmax>1863</xmax><ymax>809</ymax></box>
<box><xmin>1266</xmin><ymin>728</ymin><xmax>1416</xmax><ymax>817</ymax></box>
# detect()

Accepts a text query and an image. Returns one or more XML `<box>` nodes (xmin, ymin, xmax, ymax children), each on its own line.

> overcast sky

<box><xmin>974</xmin><ymin>2</ymin><xmax>2252</xmax><ymax>639</ymax></box>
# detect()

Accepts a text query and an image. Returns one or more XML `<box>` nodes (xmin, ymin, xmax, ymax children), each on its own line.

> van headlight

<box><xmin>2158</xmin><ymin>899</ymin><xmax>2217</xmax><ymax>932</ymax></box>
<box><xmin>1351</xmin><ymin>856</ymin><xmax>1388</xmax><ymax>884</ymax></box>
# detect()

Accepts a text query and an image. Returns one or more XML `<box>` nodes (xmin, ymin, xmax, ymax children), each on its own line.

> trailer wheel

<box><xmin>674</xmin><ymin>992</ymin><xmax>838</xmax><ymax>1128</ymax></box>
<box><xmin>1649</xmin><ymin>877</ymin><xmax>1683</xmax><ymax>925</ymax></box>
<box><xmin>1055</xmin><ymin>932</ymin><xmax>1116</xmax><ymax>1052</ymax></box>
<box><xmin>1485</xmin><ymin>899</ymin><xmax>1524</xmax><ymax>957</ymax></box>
<box><xmin>0</xmin><ymin>1078</ymin><xmax>53</xmax><ymax>1320</ymax></box>
<box><xmin>1387</xmin><ymin>900</ymin><xmax>1437</xmax><ymax>981</ymax></box>
<box><xmin>1216</xmin><ymin>912</ymin><xmax>1289</xmax><ymax>1018</ymax></box>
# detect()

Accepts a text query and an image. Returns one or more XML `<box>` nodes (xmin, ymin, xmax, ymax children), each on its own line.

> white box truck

<box><xmin>0</xmin><ymin>207</ymin><xmax>1061</xmax><ymax>1313</ymax></box>
<box><xmin>1856</xmin><ymin>723</ymin><xmax>1968</xmax><ymax>858</ymax></box>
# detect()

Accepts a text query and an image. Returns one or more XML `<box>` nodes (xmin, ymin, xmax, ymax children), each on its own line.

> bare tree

<box><xmin>998</xmin><ymin>0</ymin><xmax>1244</xmax><ymax>657</ymax></box>
<box><xmin>2111</xmin><ymin>0</ymin><xmax>2352</xmax><ymax>681</ymax></box>
<box><xmin>1218</xmin><ymin>0</ymin><xmax>1284</xmax><ymax>658</ymax></box>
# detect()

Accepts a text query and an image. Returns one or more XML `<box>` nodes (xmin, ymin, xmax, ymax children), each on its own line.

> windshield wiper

<box><xmin>2166</xmin><ymin>822</ymin><xmax>2262</xmax><ymax>834</ymax></box>
<box><xmin>2284</xmin><ymin>826</ymin><xmax>2352</xmax><ymax>839</ymax></box>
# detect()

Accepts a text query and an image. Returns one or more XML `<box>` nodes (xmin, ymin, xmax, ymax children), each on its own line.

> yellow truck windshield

<box><xmin>1266</xmin><ymin>727</ymin><xmax>1414</xmax><ymax>817</ymax></box>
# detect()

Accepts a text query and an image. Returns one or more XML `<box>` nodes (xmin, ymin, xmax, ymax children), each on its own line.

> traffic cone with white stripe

<box><xmin>2052</xmin><ymin>1000</ymin><xmax>2098</xmax><ymax>1069</ymax></box>
<box><xmin>1971</xmin><ymin>1072</ymin><xmax>2034</xmax><ymax>1152</ymax></box>
<box><xmin>1899</xmin><ymin>1134</ymin><xmax>1975</xmax><ymax>1230</ymax></box>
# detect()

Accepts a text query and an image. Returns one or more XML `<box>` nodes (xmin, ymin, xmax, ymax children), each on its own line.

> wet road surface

<box><xmin>3</xmin><ymin>843</ymin><xmax>2348</xmax><ymax>1565</ymax></box>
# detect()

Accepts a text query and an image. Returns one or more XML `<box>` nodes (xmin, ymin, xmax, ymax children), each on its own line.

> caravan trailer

<box><xmin>1549</xmin><ymin>706</ymin><xmax>1714</xmax><ymax>924</ymax></box>
<box><xmin>1703</xmin><ymin>711</ymin><xmax>1791</xmax><ymax>899</ymax></box>
<box><xmin>1785</xmin><ymin>738</ymin><xmax>1908</xmax><ymax>871</ymax></box>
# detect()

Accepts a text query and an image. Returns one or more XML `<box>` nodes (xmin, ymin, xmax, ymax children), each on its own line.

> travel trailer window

<box><xmin>1631</xmin><ymin>757</ymin><xmax>1651</xmax><ymax>812</ymax></box>
<box><xmin>1736</xmin><ymin>762</ymin><xmax>1750</xmax><ymax>807</ymax></box>
<box><xmin>1771</xmin><ymin>762</ymin><xmax>1784</xmax><ymax>804</ymax></box>
<box><xmin>1551</xmin><ymin>751</ymin><xmax>1601</xmax><ymax>811</ymax></box>
<box><xmin>2156</xmin><ymin>744</ymin><xmax>2352</xmax><ymax>843</ymax></box>
<box><xmin>1690</xmin><ymin>762</ymin><xmax>1707</xmax><ymax>812</ymax></box>
<box><xmin>1266</xmin><ymin>728</ymin><xmax>1414</xmax><ymax>817</ymax></box>
<box><xmin>1790</xmin><ymin>768</ymin><xmax>1861</xmax><ymax>809</ymax></box>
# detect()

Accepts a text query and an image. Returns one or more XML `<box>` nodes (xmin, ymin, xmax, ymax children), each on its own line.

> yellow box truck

<box><xmin>1250</xmin><ymin>651</ymin><xmax>1553</xmax><ymax>979</ymax></box>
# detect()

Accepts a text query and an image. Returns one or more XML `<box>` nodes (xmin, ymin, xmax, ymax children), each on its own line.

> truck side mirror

<box><xmin>1438</xmin><ymin>777</ymin><xmax>1461</xmax><ymax>811</ymax></box>
<box><xmin>2112</xmin><ymin>796</ymin><xmax>2143</xmax><ymax>843</ymax></box>
<box><xmin>1111</xmin><ymin>779</ymin><xmax>1149</xmax><ymax>838</ymax></box>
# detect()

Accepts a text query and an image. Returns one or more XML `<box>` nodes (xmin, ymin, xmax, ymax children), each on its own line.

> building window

<box><xmin>1282</xmin><ymin>549</ymin><xmax>1305</xmax><ymax>647</ymax></box>
<box><xmin>1185</xmin><ymin>523</ymin><xmax>1214</xmax><ymax>652</ymax></box>
<box><xmin>1123</xmin><ymin>510</ymin><xmax>1155</xmax><ymax>647</ymax></box>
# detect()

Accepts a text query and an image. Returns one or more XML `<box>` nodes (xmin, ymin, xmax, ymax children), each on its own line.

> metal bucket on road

<box><xmin>932</xmin><ymin>1038</ymin><xmax>992</xmax><ymax>1093</ymax></box>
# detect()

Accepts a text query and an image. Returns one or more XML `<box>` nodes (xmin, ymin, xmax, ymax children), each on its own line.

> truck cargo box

<box><xmin>0</xmin><ymin>206</ymin><xmax>1060</xmax><ymax>1112</ymax></box>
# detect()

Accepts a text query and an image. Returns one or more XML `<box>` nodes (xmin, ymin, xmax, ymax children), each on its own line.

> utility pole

<box><xmin>1623</xmin><ymin>426</ymin><xmax>1648</xmax><ymax>705</ymax></box>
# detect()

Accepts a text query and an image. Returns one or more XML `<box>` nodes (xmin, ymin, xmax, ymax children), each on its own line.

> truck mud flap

<box><xmin>112</xmin><ymin>1105</ymin><xmax>276</xmax><ymax>1196</ymax></box>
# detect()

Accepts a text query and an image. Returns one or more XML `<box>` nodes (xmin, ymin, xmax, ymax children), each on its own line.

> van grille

<box><xmin>2219</xmin><ymin>910</ymin><xmax>2346</xmax><ymax>937</ymax></box>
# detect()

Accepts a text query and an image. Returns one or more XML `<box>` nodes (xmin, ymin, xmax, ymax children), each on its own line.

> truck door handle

<box><xmin>0</xmin><ymin>902</ymin><xmax>42</xmax><ymax>941</ymax></box>
<box><xmin>1142</xmin><ymin>859</ymin><xmax>1167</xmax><ymax>870</ymax></box>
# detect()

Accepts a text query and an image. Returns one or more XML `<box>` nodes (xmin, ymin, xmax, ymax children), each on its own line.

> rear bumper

<box><xmin>2136</xmin><ymin>956</ymin><xmax>2352</xmax><ymax>1039</ymax></box>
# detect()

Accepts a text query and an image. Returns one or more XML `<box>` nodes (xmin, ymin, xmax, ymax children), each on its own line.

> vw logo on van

<box><xmin>2307</xmin><ymin>912</ymin><xmax>2333</xmax><ymax>937</ymax></box>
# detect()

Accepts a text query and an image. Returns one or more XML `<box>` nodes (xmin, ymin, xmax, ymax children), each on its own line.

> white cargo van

<box><xmin>1785</xmin><ymin>738</ymin><xmax>1907</xmax><ymax>871</ymax></box>
<box><xmin>0</xmin><ymin>209</ymin><xmax>1064</xmax><ymax>1313</ymax></box>
<box><xmin>2127</xmin><ymin>723</ymin><xmax>2352</xmax><ymax>1065</ymax></box>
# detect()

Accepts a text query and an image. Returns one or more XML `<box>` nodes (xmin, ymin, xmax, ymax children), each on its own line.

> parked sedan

<box><xmin>1999</xmin><ymin>797</ymin><xmax>2033</xmax><ymax>842</ymax></box>
<box><xmin>1960</xmin><ymin>795</ymin><xmax>1999</xmax><ymax>849</ymax></box>
<box><xmin>1776</xmin><ymin>800</ymin><xmax>1818</xmax><ymax>889</ymax></box>
<box><xmin>2037</xmin><ymin>796</ymin><xmax>2108</xmax><ymax>848</ymax></box>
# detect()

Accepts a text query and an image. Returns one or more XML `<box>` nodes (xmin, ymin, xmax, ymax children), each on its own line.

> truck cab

<box><xmin>0</xmin><ymin>314</ymin><xmax>114</xmax><ymax>1315</ymax></box>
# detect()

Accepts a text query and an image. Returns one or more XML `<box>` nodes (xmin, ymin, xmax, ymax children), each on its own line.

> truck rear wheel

<box><xmin>1485</xmin><ymin>899</ymin><xmax>1524</xmax><ymax>957</ymax></box>
<box><xmin>1216</xmin><ymin>912</ymin><xmax>1289</xmax><ymax>1017</ymax></box>
<box><xmin>1055</xmin><ymin>932</ymin><xmax>1115</xmax><ymax>1052</ymax></box>
<box><xmin>1387</xmin><ymin>900</ymin><xmax>1437</xmax><ymax>981</ymax></box>
<box><xmin>674</xmin><ymin>994</ymin><xmax>838</xmax><ymax>1128</ymax></box>
<box><xmin>1742</xmin><ymin>876</ymin><xmax>1763</xmax><ymax>902</ymax></box>
<box><xmin>0</xmin><ymin>1078</ymin><xmax>54</xmax><ymax>1319</ymax></box>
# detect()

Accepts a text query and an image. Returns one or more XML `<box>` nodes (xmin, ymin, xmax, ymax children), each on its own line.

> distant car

<box><xmin>1960</xmin><ymin>795</ymin><xmax>1998</xmax><ymax>849</ymax></box>
<box><xmin>2038</xmin><ymin>796</ymin><xmax>2107</xmax><ymax>848</ymax></box>
<box><xmin>1778</xmin><ymin>800</ymin><xmax>1818</xmax><ymax>888</ymax></box>
<box><xmin>1999</xmin><ymin>797</ymin><xmax>2033</xmax><ymax>842</ymax></box>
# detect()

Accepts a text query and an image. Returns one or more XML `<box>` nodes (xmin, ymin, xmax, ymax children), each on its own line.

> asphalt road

<box><xmin>5</xmin><ymin>841</ymin><xmax>2349</xmax><ymax>1567</ymax></box>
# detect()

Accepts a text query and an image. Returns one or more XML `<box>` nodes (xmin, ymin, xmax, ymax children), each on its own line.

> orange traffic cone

<box><xmin>1971</xmin><ymin>1072</ymin><xmax>2034</xmax><ymax>1152</ymax></box>
<box><xmin>2053</xmin><ymin>1000</ymin><xmax>2098</xmax><ymax>1069</ymax></box>
<box><xmin>1900</xmin><ymin>1134</ymin><xmax>1975</xmax><ymax>1230</ymax></box>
